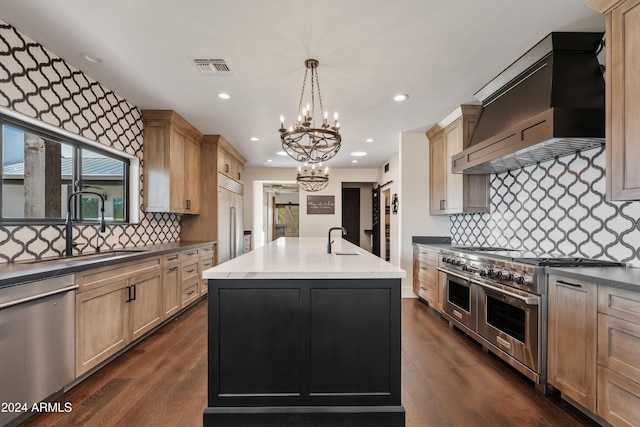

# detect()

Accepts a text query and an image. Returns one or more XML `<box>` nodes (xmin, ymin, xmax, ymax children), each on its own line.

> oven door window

<box><xmin>448</xmin><ymin>279</ymin><xmax>470</xmax><ymax>312</ymax></box>
<box><xmin>486</xmin><ymin>296</ymin><xmax>526</xmax><ymax>343</ymax></box>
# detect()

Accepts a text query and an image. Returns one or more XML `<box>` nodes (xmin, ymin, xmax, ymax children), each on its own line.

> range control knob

<box><xmin>506</xmin><ymin>273</ymin><xmax>515</xmax><ymax>282</ymax></box>
<box><xmin>479</xmin><ymin>269</ymin><xmax>488</xmax><ymax>277</ymax></box>
<box><xmin>515</xmin><ymin>276</ymin><xmax>526</xmax><ymax>285</ymax></box>
<box><xmin>455</xmin><ymin>260</ymin><xmax>463</xmax><ymax>266</ymax></box>
<box><xmin>496</xmin><ymin>271</ymin><xmax>505</xmax><ymax>279</ymax></box>
<box><xmin>487</xmin><ymin>269</ymin><xmax>496</xmax><ymax>278</ymax></box>
<box><xmin>462</xmin><ymin>265</ymin><xmax>469</xmax><ymax>272</ymax></box>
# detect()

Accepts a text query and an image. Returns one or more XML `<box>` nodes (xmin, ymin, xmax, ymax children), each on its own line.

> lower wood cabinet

<box><xmin>548</xmin><ymin>274</ymin><xmax>640</xmax><ymax>426</ymax></box>
<box><xmin>547</xmin><ymin>275</ymin><xmax>598</xmax><ymax>412</ymax></box>
<box><xmin>75</xmin><ymin>258</ymin><xmax>162</xmax><ymax>376</ymax></box>
<box><xmin>412</xmin><ymin>245</ymin><xmax>442</xmax><ymax>311</ymax></box>
<box><xmin>162</xmin><ymin>253</ymin><xmax>181</xmax><ymax>319</ymax></box>
<box><xmin>75</xmin><ymin>245</ymin><xmax>212</xmax><ymax>377</ymax></box>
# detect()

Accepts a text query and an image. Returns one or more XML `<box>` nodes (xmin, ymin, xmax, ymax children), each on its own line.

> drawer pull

<box><xmin>168</xmin><ymin>266</ymin><xmax>178</xmax><ymax>272</ymax></box>
<box><xmin>167</xmin><ymin>255</ymin><xmax>178</xmax><ymax>261</ymax></box>
<box><xmin>186</xmin><ymin>290</ymin><xmax>196</xmax><ymax>296</ymax></box>
<box><xmin>186</xmin><ymin>269</ymin><xmax>196</xmax><ymax>274</ymax></box>
<box><xmin>186</xmin><ymin>252</ymin><xmax>196</xmax><ymax>256</ymax></box>
<box><xmin>557</xmin><ymin>280</ymin><xmax>581</xmax><ymax>288</ymax></box>
<box><xmin>420</xmin><ymin>286</ymin><xmax>428</xmax><ymax>291</ymax></box>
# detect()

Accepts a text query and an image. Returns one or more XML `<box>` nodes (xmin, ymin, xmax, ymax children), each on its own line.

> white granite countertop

<box><xmin>202</xmin><ymin>237</ymin><xmax>406</xmax><ymax>280</ymax></box>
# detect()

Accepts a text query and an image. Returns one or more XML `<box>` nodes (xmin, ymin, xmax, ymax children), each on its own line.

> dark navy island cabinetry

<box><xmin>202</xmin><ymin>237</ymin><xmax>406</xmax><ymax>427</ymax></box>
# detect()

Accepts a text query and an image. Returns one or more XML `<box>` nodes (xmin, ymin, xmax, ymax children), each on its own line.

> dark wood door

<box><xmin>342</xmin><ymin>187</ymin><xmax>360</xmax><ymax>246</ymax></box>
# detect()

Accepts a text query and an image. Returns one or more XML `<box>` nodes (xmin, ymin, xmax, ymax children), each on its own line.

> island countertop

<box><xmin>202</xmin><ymin>237</ymin><xmax>406</xmax><ymax>280</ymax></box>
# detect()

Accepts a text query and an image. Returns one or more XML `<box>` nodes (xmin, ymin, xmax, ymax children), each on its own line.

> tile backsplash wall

<box><xmin>451</xmin><ymin>146</ymin><xmax>640</xmax><ymax>268</ymax></box>
<box><xmin>0</xmin><ymin>20</ymin><xmax>180</xmax><ymax>263</ymax></box>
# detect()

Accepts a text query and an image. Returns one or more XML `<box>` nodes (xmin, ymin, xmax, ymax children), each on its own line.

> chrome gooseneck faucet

<box><xmin>66</xmin><ymin>191</ymin><xmax>106</xmax><ymax>256</ymax></box>
<box><xmin>327</xmin><ymin>227</ymin><xmax>346</xmax><ymax>254</ymax></box>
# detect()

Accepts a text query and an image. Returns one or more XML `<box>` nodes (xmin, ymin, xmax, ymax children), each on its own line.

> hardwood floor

<box><xmin>21</xmin><ymin>298</ymin><xmax>597</xmax><ymax>427</ymax></box>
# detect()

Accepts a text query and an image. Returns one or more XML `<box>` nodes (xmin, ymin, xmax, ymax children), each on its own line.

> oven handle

<box><xmin>438</xmin><ymin>268</ymin><xmax>469</xmax><ymax>283</ymax></box>
<box><xmin>472</xmin><ymin>279</ymin><xmax>540</xmax><ymax>306</ymax></box>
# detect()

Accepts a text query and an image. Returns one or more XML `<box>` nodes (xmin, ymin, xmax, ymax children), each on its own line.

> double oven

<box><xmin>439</xmin><ymin>247</ymin><xmax>622</xmax><ymax>389</ymax></box>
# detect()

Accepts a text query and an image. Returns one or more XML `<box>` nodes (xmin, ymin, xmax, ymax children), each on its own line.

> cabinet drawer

<box><xmin>417</xmin><ymin>249</ymin><xmax>437</xmax><ymax>266</ymax></box>
<box><xmin>162</xmin><ymin>252</ymin><xmax>180</xmax><ymax>266</ymax></box>
<box><xmin>416</xmin><ymin>279</ymin><xmax>436</xmax><ymax>302</ymax></box>
<box><xmin>200</xmin><ymin>257</ymin><xmax>214</xmax><ymax>272</ymax></box>
<box><xmin>598</xmin><ymin>366</ymin><xmax>640</xmax><ymax>427</ymax></box>
<box><xmin>182</xmin><ymin>260</ymin><xmax>199</xmax><ymax>282</ymax></box>
<box><xmin>181</xmin><ymin>249</ymin><xmax>199</xmax><ymax>262</ymax></box>
<box><xmin>198</xmin><ymin>246</ymin><xmax>214</xmax><ymax>258</ymax></box>
<box><xmin>599</xmin><ymin>286</ymin><xmax>640</xmax><ymax>325</ymax></box>
<box><xmin>417</xmin><ymin>264</ymin><xmax>436</xmax><ymax>285</ymax></box>
<box><xmin>182</xmin><ymin>280</ymin><xmax>200</xmax><ymax>306</ymax></box>
<box><xmin>598</xmin><ymin>313</ymin><xmax>640</xmax><ymax>384</ymax></box>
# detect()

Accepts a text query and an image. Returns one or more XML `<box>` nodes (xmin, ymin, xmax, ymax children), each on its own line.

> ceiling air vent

<box><xmin>191</xmin><ymin>58</ymin><xmax>231</xmax><ymax>75</ymax></box>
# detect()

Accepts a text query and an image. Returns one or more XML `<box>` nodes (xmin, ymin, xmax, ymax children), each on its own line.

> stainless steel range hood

<box><xmin>452</xmin><ymin>32</ymin><xmax>605</xmax><ymax>175</ymax></box>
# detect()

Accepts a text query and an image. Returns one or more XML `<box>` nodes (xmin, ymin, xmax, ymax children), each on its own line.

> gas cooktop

<box><xmin>451</xmin><ymin>246</ymin><xmax>625</xmax><ymax>267</ymax></box>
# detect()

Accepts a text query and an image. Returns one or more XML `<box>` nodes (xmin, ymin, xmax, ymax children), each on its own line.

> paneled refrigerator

<box><xmin>218</xmin><ymin>173</ymin><xmax>244</xmax><ymax>264</ymax></box>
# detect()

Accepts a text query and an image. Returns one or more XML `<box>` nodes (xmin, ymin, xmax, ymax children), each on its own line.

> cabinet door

<box><xmin>436</xmin><ymin>271</ymin><xmax>447</xmax><ymax>312</ymax></box>
<box><xmin>163</xmin><ymin>264</ymin><xmax>181</xmax><ymax>319</ymax></box>
<box><xmin>429</xmin><ymin>131</ymin><xmax>446</xmax><ymax>214</ymax></box>
<box><xmin>218</xmin><ymin>148</ymin><xmax>230</xmax><ymax>177</ymax></box>
<box><xmin>169</xmin><ymin>127</ymin><xmax>187</xmax><ymax>212</ymax></box>
<box><xmin>444</xmin><ymin>119</ymin><xmax>464</xmax><ymax>212</ymax></box>
<box><xmin>129</xmin><ymin>268</ymin><xmax>163</xmax><ymax>341</ymax></box>
<box><xmin>184</xmin><ymin>136</ymin><xmax>201</xmax><ymax>213</ymax></box>
<box><xmin>607</xmin><ymin>0</ymin><xmax>640</xmax><ymax>200</ymax></box>
<box><xmin>547</xmin><ymin>275</ymin><xmax>598</xmax><ymax>412</ymax></box>
<box><xmin>76</xmin><ymin>279</ymin><xmax>129</xmax><ymax>376</ymax></box>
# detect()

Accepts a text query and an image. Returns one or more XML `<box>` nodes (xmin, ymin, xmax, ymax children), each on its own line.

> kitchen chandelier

<box><xmin>296</xmin><ymin>163</ymin><xmax>329</xmax><ymax>192</ymax></box>
<box><xmin>279</xmin><ymin>59</ymin><xmax>341</xmax><ymax>164</ymax></box>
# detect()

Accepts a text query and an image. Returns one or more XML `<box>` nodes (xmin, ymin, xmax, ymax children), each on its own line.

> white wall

<box><xmin>243</xmin><ymin>167</ymin><xmax>379</xmax><ymax>248</ymax></box>
<box><xmin>398</xmin><ymin>132</ymin><xmax>451</xmax><ymax>297</ymax></box>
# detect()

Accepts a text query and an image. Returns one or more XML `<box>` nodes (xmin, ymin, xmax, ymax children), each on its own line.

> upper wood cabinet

<box><xmin>427</xmin><ymin>105</ymin><xmax>490</xmax><ymax>215</ymax></box>
<box><xmin>142</xmin><ymin>110</ymin><xmax>203</xmax><ymax>214</ymax></box>
<box><xmin>180</xmin><ymin>134</ymin><xmax>246</xmax><ymax>242</ymax></box>
<box><xmin>588</xmin><ymin>0</ymin><xmax>640</xmax><ymax>200</ymax></box>
<box><xmin>217</xmin><ymin>136</ymin><xmax>245</xmax><ymax>183</ymax></box>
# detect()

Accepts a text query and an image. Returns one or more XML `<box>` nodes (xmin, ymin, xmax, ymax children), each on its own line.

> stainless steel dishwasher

<box><xmin>0</xmin><ymin>274</ymin><xmax>77</xmax><ymax>427</ymax></box>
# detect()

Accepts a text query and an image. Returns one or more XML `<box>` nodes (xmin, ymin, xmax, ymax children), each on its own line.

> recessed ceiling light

<box><xmin>266</xmin><ymin>159</ymin><xmax>274</xmax><ymax>163</ymax></box>
<box><xmin>352</xmin><ymin>160</ymin><xmax>358</xmax><ymax>163</ymax></box>
<box><xmin>250</xmin><ymin>137</ymin><xmax>260</xmax><ymax>142</ymax></box>
<box><xmin>218</xmin><ymin>92</ymin><xmax>231</xmax><ymax>100</ymax></box>
<box><xmin>366</xmin><ymin>138</ymin><xmax>374</xmax><ymax>143</ymax></box>
<box><xmin>393</xmin><ymin>94</ymin><xmax>409</xmax><ymax>102</ymax></box>
<box><xmin>276</xmin><ymin>151</ymin><xmax>288</xmax><ymax>156</ymax></box>
<box><xmin>350</xmin><ymin>151</ymin><xmax>368</xmax><ymax>157</ymax></box>
<box><xmin>80</xmin><ymin>52</ymin><xmax>102</xmax><ymax>64</ymax></box>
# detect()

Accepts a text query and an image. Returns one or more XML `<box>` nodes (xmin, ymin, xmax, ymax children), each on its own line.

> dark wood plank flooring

<box><xmin>21</xmin><ymin>298</ymin><xmax>597</xmax><ymax>427</ymax></box>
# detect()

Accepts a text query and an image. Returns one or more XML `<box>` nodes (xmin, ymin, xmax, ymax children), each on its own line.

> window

<box><xmin>0</xmin><ymin>114</ymin><xmax>130</xmax><ymax>223</ymax></box>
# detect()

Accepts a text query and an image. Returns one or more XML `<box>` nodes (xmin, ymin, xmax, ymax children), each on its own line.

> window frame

<box><xmin>0</xmin><ymin>113</ymin><xmax>131</xmax><ymax>225</ymax></box>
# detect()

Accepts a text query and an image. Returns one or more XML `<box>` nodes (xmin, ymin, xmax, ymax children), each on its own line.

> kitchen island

<box><xmin>202</xmin><ymin>237</ymin><xmax>406</xmax><ymax>427</ymax></box>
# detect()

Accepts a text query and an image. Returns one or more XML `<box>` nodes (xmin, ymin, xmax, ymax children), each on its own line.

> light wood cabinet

<box><xmin>162</xmin><ymin>253</ymin><xmax>181</xmax><ymax>319</ymax></box>
<box><xmin>142</xmin><ymin>110</ymin><xmax>203</xmax><ymax>214</ymax></box>
<box><xmin>412</xmin><ymin>245</ymin><xmax>441</xmax><ymax>310</ymax></box>
<box><xmin>181</xmin><ymin>248</ymin><xmax>201</xmax><ymax>308</ymax></box>
<box><xmin>547</xmin><ymin>275</ymin><xmax>598</xmax><ymax>412</ymax></box>
<box><xmin>588</xmin><ymin>0</ymin><xmax>640</xmax><ymax>200</ymax></box>
<box><xmin>129</xmin><ymin>268</ymin><xmax>163</xmax><ymax>341</ymax></box>
<box><xmin>199</xmin><ymin>245</ymin><xmax>215</xmax><ymax>296</ymax></box>
<box><xmin>427</xmin><ymin>105</ymin><xmax>490</xmax><ymax>215</ymax></box>
<box><xmin>75</xmin><ymin>257</ymin><xmax>162</xmax><ymax>375</ymax></box>
<box><xmin>180</xmin><ymin>135</ymin><xmax>246</xmax><ymax>242</ymax></box>
<box><xmin>597</xmin><ymin>286</ymin><xmax>640</xmax><ymax>426</ymax></box>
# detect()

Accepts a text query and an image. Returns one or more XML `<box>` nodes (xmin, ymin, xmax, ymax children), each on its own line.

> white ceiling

<box><xmin>0</xmin><ymin>0</ymin><xmax>604</xmax><ymax>169</ymax></box>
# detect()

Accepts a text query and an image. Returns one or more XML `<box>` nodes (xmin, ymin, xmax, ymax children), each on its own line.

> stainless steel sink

<box><xmin>23</xmin><ymin>249</ymin><xmax>147</xmax><ymax>265</ymax></box>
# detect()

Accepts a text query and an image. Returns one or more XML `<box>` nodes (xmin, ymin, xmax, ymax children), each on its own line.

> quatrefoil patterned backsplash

<box><xmin>0</xmin><ymin>20</ymin><xmax>180</xmax><ymax>263</ymax></box>
<box><xmin>450</xmin><ymin>146</ymin><xmax>640</xmax><ymax>268</ymax></box>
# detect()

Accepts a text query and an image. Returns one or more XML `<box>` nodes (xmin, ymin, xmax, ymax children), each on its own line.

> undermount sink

<box><xmin>24</xmin><ymin>249</ymin><xmax>147</xmax><ymax>265</ymax></box>
<box><xmin>335</xmin><ymin>251</ymin><xmax>362</xmax><ymax>255</ymax></box>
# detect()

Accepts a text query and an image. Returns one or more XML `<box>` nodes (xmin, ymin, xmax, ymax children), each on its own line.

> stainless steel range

<box><xmin>437</xmin><ymin>246</ymin><xmax>622</xmax><ymax>390</ymax></box>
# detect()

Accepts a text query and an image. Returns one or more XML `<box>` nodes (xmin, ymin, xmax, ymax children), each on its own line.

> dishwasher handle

<box><xmin>0</xmin><ymin>284</ymin><xmax>79</xmax><ymax>310</ymax></box>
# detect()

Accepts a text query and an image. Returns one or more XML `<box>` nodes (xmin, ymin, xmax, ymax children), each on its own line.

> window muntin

<box><xmin>1</xmin><ymin>115</ymin><xmax>130</xmax><ymax>223</ymax></box>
